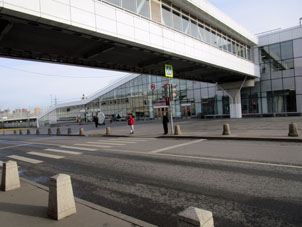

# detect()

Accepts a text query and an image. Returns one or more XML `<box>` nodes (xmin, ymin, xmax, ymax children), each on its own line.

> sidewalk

<box><xmin>0</xmin><ymin>177</ymin><xmax>156</xmax><ymax>227</ymax></box>
<box><xmin>85</xmin><ymin>116</ymin><xmax>302</xmax><ymax>142</ymax></box>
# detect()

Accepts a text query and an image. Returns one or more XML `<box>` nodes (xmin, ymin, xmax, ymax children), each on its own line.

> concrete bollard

<box><xmin>1</xmin><ymin>160</ymin><xmax>20</xmax><ymax>191</ymax></box>
<box><xmin>178</xmin><ymin>206</ymin><xmax>214</xmax><ymax>227</ymax></box>
<box><xmin>19</xmin><ymin>129</ymin><xmax>23</xmax><ymax>135</ymax></box>
<box><xmin>56</xmin><ymin>128</ymin><xmax>61</xmax><ymax>136</ymax></box>
<box><xmin>68</xmin><ymin>128</ymin><xmax>72</xmax><ymax>135</ymax></box>
<box><xmin>288</xmin><ymin>123</ymin><xmax>299</xmax><ymax>137</ymax></box>
<box><xmin>36</xmin><ymin>129</ymin><xmax>40</xmax><ymax>135</ymax></box>
<box><xmin>174</xmin><ymin>125</ymin><xmax>182</xmax><ymax>135</ymax></box>
<box><xmin>222</xmin><ymin>123</ymin><xmax>231</xmax><ymax>135</ymax></box>
<box><xmin>106</xmin><ymin>127</ymin><xmax>111</xmax><ymax>135</ymax></box>
<box><xmin>27</xmin><ymin>129</ymin><xmax>31</xmax><ymax>135</ymax></box>
<box><xmin>48</xmin><ymin>174</ymin><xmax>76</xmax><ymax>220</ymax></box>
<box><xmin>48</xmin><ymin>128</ymin><xmax>52</xmax><ymax>135</ymax></box>
<box><xmin>79</xmin><ymin>128</ymin><xmax>84</xmax><ymax>136</ymax></box>
<box><xmin>14</xmin><ymin>130</ymin><xmax>16</xmax><ymax>135</ymax></box>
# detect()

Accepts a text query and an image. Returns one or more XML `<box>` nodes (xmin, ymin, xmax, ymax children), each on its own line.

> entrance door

<box><xmin>181</xmin><ymin>104</ymin><xmax>191</xmax><ymax>119</ymax></box>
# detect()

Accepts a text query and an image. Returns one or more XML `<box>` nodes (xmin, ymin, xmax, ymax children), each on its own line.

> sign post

<box><xmin>165</xmin><ymin>64</ymin><xmax>174</xmax><ymax>135</ymax></box>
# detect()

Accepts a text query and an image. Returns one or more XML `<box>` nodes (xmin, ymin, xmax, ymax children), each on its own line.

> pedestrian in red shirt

<box><xmin>127</xmin><ymin>114</ymin><xmax>135</xmax><ymax>134</ymax></box>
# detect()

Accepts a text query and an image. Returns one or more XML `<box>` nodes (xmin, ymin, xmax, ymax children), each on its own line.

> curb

<box><xmin>156</xmin><ymin>135</ymin><xmax>302</xmax><ymax>143</ymax></box>
<box><xmin>20</xmin><ymin>178</ymin><xmax>157</xmax><ymax>227</ymax></box>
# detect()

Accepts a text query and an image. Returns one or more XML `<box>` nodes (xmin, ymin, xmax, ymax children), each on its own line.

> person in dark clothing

<box><xmin>93</xmin><ymin>115</ymin><xmax>99</xmax><ymax>128</ymax></box>
<box><xmin>162</xmin><ymin>112</ymin><xmax>169</xmax><ymax>135</ymax></box>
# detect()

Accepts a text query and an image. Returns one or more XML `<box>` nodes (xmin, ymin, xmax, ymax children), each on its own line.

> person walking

<box><xmin>162</xmin><ymin>112</ymin><xmax>169</xmax><ymax>135</ymax></box>
<box><xmin>93</xmin><ymin>115</ymin><xmax>99</xmax><ymax>128</ymax></box>
<box><xmin>127</xmin><ymin>114</ymin><xmax>135</xmax><ymax>134</ymax></box>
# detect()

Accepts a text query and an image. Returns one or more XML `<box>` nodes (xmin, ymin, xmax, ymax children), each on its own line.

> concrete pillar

<box><xmin>36</xmin><ymin>129</ymin><xmax>40</xmax><ymax>135</ymax></box>
<box><xmin>1</xmin><ymin>160</ymin><xmax>20</xmax><ymax>191</ymax></box>
<box><xmin>174</xmin><ymin>125</ymin><xmax>182</xmax><ymax>135</ymax></box>
<box><xmin>27</xmin><ymin>129</ymin><xmax>31</xmax><ymax>135</ymax></box>
<box><xmin>79</xmin><ymin>128</ymin><xmax>84</xmax><ymax>136</ymax></box>
<box><xmin>68</xmin><ymin>128</ymin><xmax>72</xmax><ymax>135</ymax></box>
<box><xmin>56</xmin><ymin>128</ymin><xmax>61</xmax><ymax>136</ymax></box>
<box><xmin>288</xmin><ymin>123</ymin><xmax>299</xmax><ymax>137</ymax></box>
<box><xmin>222</xmin><ymin>123</ymin><xmax>231</xmax><ymax>135</ymax></box>
<box><xmin>48</xmin><ymin>128</ymin><xmax>52</xmax><ymax>135</ymax></box>
<box><xmin>48</xmin><ymin>174</ymin><xmax>76</xmax><ymax>220</ymax></box>
<box><xmin>106</xmin><ymin>127</ymin><xmax>111</xmax><ymax>135</ymax></box>
<box><xmin>228</xmin><ymin>89</ymin><xmax>242</xmax><ymax>119</ymax></box>
<box><xmin>178</xmin><ymin>206</ymin><xmax>214</xmax><ymax>227</ymax></box>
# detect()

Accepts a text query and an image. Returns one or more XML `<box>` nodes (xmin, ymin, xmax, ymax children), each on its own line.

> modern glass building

<box><xmin>38</xmin><ymin>25</ymin><xmax>302</xmax><ymax>126</ymax></box>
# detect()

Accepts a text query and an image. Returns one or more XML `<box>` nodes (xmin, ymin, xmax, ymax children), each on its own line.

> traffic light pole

<box><xmin>169</xmin><ymin>78</ymin><xmax>174</xmax><ymax>135</ymax></box>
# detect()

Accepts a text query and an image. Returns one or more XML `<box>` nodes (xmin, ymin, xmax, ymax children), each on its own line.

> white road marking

<box><xmin>27</xmin><ymin>152</ymin><xmax>64</xmax><ymax>159</ymax></box>
<box><xmin>150</xmin><ymin>139</ymin><xmax>206</xmax><ymax>153</ymax></box>
<box><xmin>102</xmin><ymin>148</ymin><xmax>302</xmax><ymax>170</ymax></box>
<box><xmin>44</xmin><ymin>148</ymin><xmax>82</xmax><ymax>155</ymax></box>
<box><xmin>7</xmin><ymin>155</ymin><xmax>43</xmax><ymax>164</ymax></box>
<box><xmin>0</xmin><ymin>143</ymin><xmax>30</xmax><ymax>150</ymax></box>
<box><xmin>74</xmin><ymin>144</ymin><xmax>112</xmax><ymax>148</ymax></box>
<box><xmin>87</xmin><ymin>141</ymin><xmax>125</xmax><ymax>146</ymax></box>
<box><xmin>60</xmin><ymin>145</ymin><xmax>97</xmax><ymax>151</ymax></box>
<box><xmin>102</xmin><ymin>139</ymin><xmax>137</xmax><ymax>144</ymax></box>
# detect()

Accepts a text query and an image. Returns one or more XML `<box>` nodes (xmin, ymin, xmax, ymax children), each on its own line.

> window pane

<box><xmin>282</xmin><ymin>59</ymin><xmax>294</xmax><ymax>70</ymax></box>
<box><xmin>182</xmin><ymin>15</ymin><xmax>190</xmax><ymax>34</ymax></box>
<box><xmin>190</xmin><ymin>20</ymin><xmax>198</xmax><ymax>39</ymax></box>
<box><xmin>259</xmin><ymin>46</ymin><xmax>270</xmax><ymax>63</ymax></box>
<box><xmin>227</xmin><ymin>39</ymin><xmax>232</xmax><ymax>52</ymax></box>
<box><xmin>269</xmin><ymin>43</ymin><xmax>281</xmax><ymax>61</ymax></box>
<box><xmin>105</xmin><ymin>0</ymin><xmax>121</xmax><ymax>7</ymax></box>
<box><xmin>210</xmin><ymin>30</ymin><xmax>217</xmax><ymax>46</ymax></box>
<box><xmin>122</xmin><ymin>0</ymin><xmax>136</xmax><ymax>13</ymax></box>
<box><xmin>217</xmin><ymin>34</ymin><xmax>222</xmax><ymax>49</ymax></box>
<box><xmin>172</xmin><ymin>11</ymin><xmax>181</xmax><ymax>31</ymax></box>
<box><xmin>222</xmin><ymin>37</ymin><xmax>227</xmax><ymax>51</ymax></box>
<box><xmin>204</xmin><ymin>27</ymin><xmax>211</xmax><ymax>44</ymax></box>
<box><xmin>137</xmin><ymin>0</ymin><xmax>150</xmax><ymax>18</ymax></box>
<box><xmin>198</xmin><ymin>24</ymin><xmax>205</xmax><ymax>41</ymax></box>
<box><xmin>162</xmin><ymin>5</ymin><xmax>172</xmax><ymax>27</ymax></box>
<box><xmin>281</xmin><ymin>41</ymin><xmax>293</xmax><ymax>60</ymax></box>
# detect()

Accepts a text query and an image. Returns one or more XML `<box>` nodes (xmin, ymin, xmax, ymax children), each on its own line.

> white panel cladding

<box><xmin>70</xmin><ymin>5</ymin><xmax>96</xmax><ymax>30</ymax></box>
<box><xmin>3</xmin><ymin>0</ymin><xmax>40</xmax><ymax>18</ymax></box>
<box><xmin>40</xmin><ymin>0</ymin><xmax>70</xmax><ymax>25</ymax></box>
<box><xmin>1</xmin><ymin>0</ymin><xmax>257</xmax><ymax>77</ymax></box>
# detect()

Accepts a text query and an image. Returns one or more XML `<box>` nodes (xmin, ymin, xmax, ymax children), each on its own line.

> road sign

<box><xmin>165</xmin><ymin>64</ymin><xmax>173</xmax><ymax>78</ymax></box>
<box><xmin>151</xmin><ymin>84</ymin><xmax>155</xmax><ymax>90</ymax></box>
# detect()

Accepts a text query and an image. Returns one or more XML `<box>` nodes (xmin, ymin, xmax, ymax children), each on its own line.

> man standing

<box><xmin>93</xmin><ymin>115</ymin><xmax>99</xmax><ymax>128</ymax></box>
<box><xmin>128</xmin><ymin>114</ymin><xmax>135</xmax><ymax>134</ymax></box>
<box><xmin>162</xmin><ymin>112</ymin><xmax>169</xmax><ymax>135</ymax></box>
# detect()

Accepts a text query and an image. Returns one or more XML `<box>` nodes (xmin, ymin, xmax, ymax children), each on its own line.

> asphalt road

<box><xmin>0</xmin><ymin>135</ymin><xmax>302</xmax><ymax>227</ymax></box>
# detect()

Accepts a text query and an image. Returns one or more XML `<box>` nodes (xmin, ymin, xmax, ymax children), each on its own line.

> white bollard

<box><xmin>48</xmin><ymin>174</ymin><xmax>76</xmax><ymax>220</ymax></box>
<box><xmin>174</xmin><ymin>125</ymin><xmax>182</xmax><ymax>135</ymax></box>
<box><xmin>106</xmin><ymin>127</ymin><xmax>111</xmax><ymax>135</ymax></box>
<box><xmin>1</xmin><ymin>160</ymin><xmax>20</xmax><ymax>191</ymax></box>
<box><xmin>178</xmin><ymin>206</ymin><xmax>214</xmax><ymax>227</ymax></box>
<box><xmin>79</xmin><ymin>128</ymin><xmax>84</xmax><ymax>136</ymax></box>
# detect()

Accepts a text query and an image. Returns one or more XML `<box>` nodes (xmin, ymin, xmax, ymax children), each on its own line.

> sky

<box><xmin>1</xmin><ymin>0</ymin><xmax>302</xmax><ymax>112</ymax></box>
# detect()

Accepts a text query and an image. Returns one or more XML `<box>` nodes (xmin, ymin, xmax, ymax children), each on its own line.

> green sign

<box><xmin>165</xmin><ymin>64</ymin><xmax>173</xmax><ymax>78</ymax></box>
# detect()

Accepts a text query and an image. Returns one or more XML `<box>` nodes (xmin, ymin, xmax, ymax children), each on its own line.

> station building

<box><xmin>38</xmin><ymin>24</ymin><xmax>302</xmax><ymax>126</ymax></box>
<box><xmin>9</xmin><ymin>0</ymin><xmax>295</xmax><ymax>126</ymax></box>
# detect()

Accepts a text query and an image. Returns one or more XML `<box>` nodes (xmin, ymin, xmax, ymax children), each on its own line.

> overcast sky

<box><xmin>1</xmin><ymin>0</ymin><xmax>301</xmax><ymax>112</ymax></box>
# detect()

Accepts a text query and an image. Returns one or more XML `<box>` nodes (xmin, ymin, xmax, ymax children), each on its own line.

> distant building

<box><xmin>34</xmin><ymin>108</ymin><xmax>41</xmax><ymax>116</ymax></box>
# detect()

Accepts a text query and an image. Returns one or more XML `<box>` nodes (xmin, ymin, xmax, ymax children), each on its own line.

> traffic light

<box><xmin>165</xmin><ymin>97</ymin><xmax>170</xmax><ymax>106</ymax></box>
<box><xmin>163</xmin><ymin>84</ymin><xmax>169</xmax><ymax>97</ymax></box>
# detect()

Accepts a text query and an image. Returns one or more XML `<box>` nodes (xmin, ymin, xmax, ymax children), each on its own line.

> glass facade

<box><xmin>101</xmin><ymin>0</ymin><xmax>252</xmax><ymax>61</ymax></box>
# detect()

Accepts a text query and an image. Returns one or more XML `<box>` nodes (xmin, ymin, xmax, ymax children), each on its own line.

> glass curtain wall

<box><xmin>102</xmin><ymin>0</ymin><xmax>251</xmax><ymax>61</ymax></box>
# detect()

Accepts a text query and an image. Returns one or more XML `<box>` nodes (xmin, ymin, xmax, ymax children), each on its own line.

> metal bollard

<box><xmin>48</xmin><ymin>128</ymin><xmax>52</xmax><ymax>135</ymax></box>
<box><xmin>27</xmin><ymin>129</ymin><xmax>31</xmax><ymax>135</ymax></box>
<box><xmin>14</xmin><ymin>130</ymin><xmax>16</xmax><ymax>135</ymax></box>
<box><xmin>19</xmin><ymin>129</ymin><xmax>23</xmax><ymax>135</ymax></box>
<box><xmin>36</xmin><ymin>129</ymin><xmax>40</xmax><ymax>135</ymax></box>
